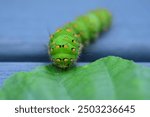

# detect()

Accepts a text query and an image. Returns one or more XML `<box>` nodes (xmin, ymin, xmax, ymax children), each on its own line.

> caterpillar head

<box><xmin>49</xmin><ymin>30</ymin><xmax>81</xmax><ymax>69</ymax></box>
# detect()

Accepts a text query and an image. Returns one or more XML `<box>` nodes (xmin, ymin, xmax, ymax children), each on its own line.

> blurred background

<box><xmin>0</xmin><ymin>0</ymin><xmax>150</xmax><ymax>85</ymax></box>
<box><xmin>0</xmin><ymin>0</ymin><xmax>150</xmax><ymax>62</ymax></box>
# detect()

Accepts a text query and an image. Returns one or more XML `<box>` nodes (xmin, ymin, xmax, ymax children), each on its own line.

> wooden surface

<box><xmin>0</xmin><ymin>0</ymin><xmax>150</xmax><ymax>86</ymax></box>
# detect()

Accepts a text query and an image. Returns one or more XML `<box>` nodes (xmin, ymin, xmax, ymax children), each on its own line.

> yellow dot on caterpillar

<box><xmin>66</xmin><ymin>28</ymin><xmax>72</xmax><ymax>32</ymax></box>
<box><xmin>56</xmin><ymin>29</ymin><xmax>61</xmax><ymax>32</ymax></box>
<box><xmin>50</xmin><ymin>35</ymin><xmax>53</xmax><ymax>38</ymax></box>
<box><xmin>64</xmin><ymin>45</ymin><xmax>68</xmax><ymax>48</ymax></box>
<box><xmin>72</xmin><ymin>48</ymin><xmax>76</xmax><ymax>52</ymax></box>
<box><xmin>56</xmin><ymin>45</ymin><xmax>60</xmax><ymax>48</ymax></box>
<box><xmin>63</xmin><ymin>58</ymin><xmax>68</xmax><ymax>62</ymax></box>
<box><xmin>72</xmin><ymin>40</ymin><xmax>76</xmax><ymax>43</ymax></box>
<box><xmin>56</xmin><ymin>58</ymin><xmax>61</xmax><ymax>62</ymax></box>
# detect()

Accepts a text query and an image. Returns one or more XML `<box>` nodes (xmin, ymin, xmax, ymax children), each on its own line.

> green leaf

<box><xmin>0</xmin><ymin>56</ymin><xmax>150</xmax><ymax>100</ymax></box>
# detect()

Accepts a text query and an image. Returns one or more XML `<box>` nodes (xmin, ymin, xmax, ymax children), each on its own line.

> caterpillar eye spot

<box><xmin>66</xmin><ymin>28</ymin><xmax>72</xmax><ymax>32</ymax></box>
<box><xmin>56</xmin><ymin>45</ymin><xmax>61</xmax><ymax>48</ymax></box>
<box><xmin>62</xmin><ymin>45</ymin><xmax>64</xmax><ymax>47</ymax></box>
<box><xmin>64</xmin><ymin>45</ymin><xmax>68</xmax><ymax>48</ymax></box>
<box><xmin>63</xmin><ymin>58</ymin><xmax>68</xmax><ymax>62</ymax></box>
<box><xmin>71</xmin><ymin>48</ymin><xmax>76</xmax><ymax>52</ymax></box>
<box><xmin>56</xmin><ymin>58</ymin><xmax>61</xmax><ymax>62</ymax></box>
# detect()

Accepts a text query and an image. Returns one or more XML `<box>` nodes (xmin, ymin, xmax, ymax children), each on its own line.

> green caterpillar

<box><xmin>48</xmin><ymin>9</ymin><xmax>112</xmax><ymax>69</ymax></box>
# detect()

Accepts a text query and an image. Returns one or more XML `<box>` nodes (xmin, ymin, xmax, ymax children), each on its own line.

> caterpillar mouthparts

<box><xmin>48</xmin><ymin>9</ymin><xmax>112</xmax><ymax>69</ymax></box>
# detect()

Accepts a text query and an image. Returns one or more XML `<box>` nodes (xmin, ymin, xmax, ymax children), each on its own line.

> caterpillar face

<box><xmin>49</xmin><ymin>28</ymin><xmax>81</xmax><ymax>68</ymax></box>
<box><xmin>49</xmin><ymin>9</ymin><xmax>112</xmax><ymax>69</ymax></box>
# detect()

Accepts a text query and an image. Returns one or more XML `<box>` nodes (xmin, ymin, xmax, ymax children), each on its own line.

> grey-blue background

<box><xmin>0</xmin><ymin>0</ymin><xmax>150</xmax><ymax>62</ymax></box>
<box><xmin>0</xmin><ymin>0</ymin><xmax>150</xmax><ymax>85</ymax></box>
